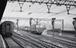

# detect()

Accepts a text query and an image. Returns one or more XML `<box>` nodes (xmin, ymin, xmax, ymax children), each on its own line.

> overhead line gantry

<box><xmin>8</xmin><ymin>0</ymin><xmax>76</xmax><ymax>14</ymax></box>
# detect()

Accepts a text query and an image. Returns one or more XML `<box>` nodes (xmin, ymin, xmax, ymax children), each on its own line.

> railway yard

<box><xmin>1</xmin><ymin>0</ymin><xmax>76</xmax><ymax>48</ymax></box>
<box><xmin>0</xmin><ymin>29</ymin><xmax>76</xmax><ymax>48</ymax></box>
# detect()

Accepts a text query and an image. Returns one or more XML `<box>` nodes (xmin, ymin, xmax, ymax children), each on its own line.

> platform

<box><xmin>0</xmin><ymin>34</ymin><xmax>6</xmax><ymax>48</ymax></box>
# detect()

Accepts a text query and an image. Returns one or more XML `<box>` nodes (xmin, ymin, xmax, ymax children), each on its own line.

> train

<box><xmin>0</xmin><ymin>20</ymin><xmax>43</xmax><ymax>38</ymax></box>
<box><xmin>0</xmin><ymin>21</ymin><xmax>15</xmax><ymax>38</ymax></box>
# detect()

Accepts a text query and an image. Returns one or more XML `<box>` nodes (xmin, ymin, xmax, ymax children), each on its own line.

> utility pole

<box><xmin>16</xmin><ymin>19</ymin><xmax>19</xmax><ymax>31</ymax></box>
<box><xmin>52</xmin><ymin>18</ymin><xmax>56</xmax><ymax>36</ymax></box>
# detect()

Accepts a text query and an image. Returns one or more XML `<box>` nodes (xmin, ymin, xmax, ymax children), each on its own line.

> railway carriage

<box><xmin>0</xmin><ymin>21</ymin><xmax>15</xmax><ymax>38</ymax></box>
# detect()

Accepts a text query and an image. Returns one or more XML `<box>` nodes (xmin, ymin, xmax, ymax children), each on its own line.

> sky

<box><xmin>2</xmin><ymin>1</ymin><xmax>76</xmax><ymax>31</ymax></box>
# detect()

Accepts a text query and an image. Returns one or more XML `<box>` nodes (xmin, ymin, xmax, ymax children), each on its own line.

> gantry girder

<box><xmin>8</xmin><ymin>0</ymin><xmax>76</xmax><ymax>14</ymax></box>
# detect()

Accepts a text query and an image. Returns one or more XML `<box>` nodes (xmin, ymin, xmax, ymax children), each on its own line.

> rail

<box><xmin>24</xmin><ymin>31</ymin><xmax>76</xmax><ymax>48</ymax></box>
<box><xmin>13</xmin><ymin>32</ymin><xmax>64</xmax><ymax>48</ymax></box>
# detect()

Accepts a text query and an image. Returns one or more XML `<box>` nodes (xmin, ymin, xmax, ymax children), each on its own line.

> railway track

<box><xmin>4</xmin><ymin>35</ymin><xmax>39</xmax><ymax>48</ymax></box>
<box><xmin>2</xmin><ymin>30</ymin><xmax>76</xmax><ymax>48</ymax></box>
<box><xmin>12</xmin><ymin>35</ymin><xmax>43</xmax><ymax>48</ymax></box>
<box><xmin>33</xmin><ymin>34</ymin><xmax>76</xmax><ymax>48</ymax></box>
<box><xmin>27</xmin><ymin>32</ymin><xmax>76</xmax><ymax>48</ymax></box>
<box><xmin>3</xmin><ymin>37</ymin><xmax>24</xmax><ymax>48</ymax></box>
<box><xmin>13</xmin><ymin>32</ymin><xmax>64</xmax><ymax>48</ymax></box>
<box><xmin>1</xmin><ymin>32</ymin><xmax>62</xmax><ymax>48</ymax></box>
<box><xmin>15</xmin><ymin>30</ymin><xmax>76</xmax><ymax>48</ymax></box>
<box><xmin>29</xmin><ymin>33</ymin><xmax>76</xmax><ymax>48</ymax></box>
<box><xmin>0</xmin><ymin>34</ymin><xmax>24</xmax><ymax>48</ymax></box>
<box><xmin>56</xmin><ymin>35</ymin><xmax>76</xmax><ymax>42</ymax></box>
